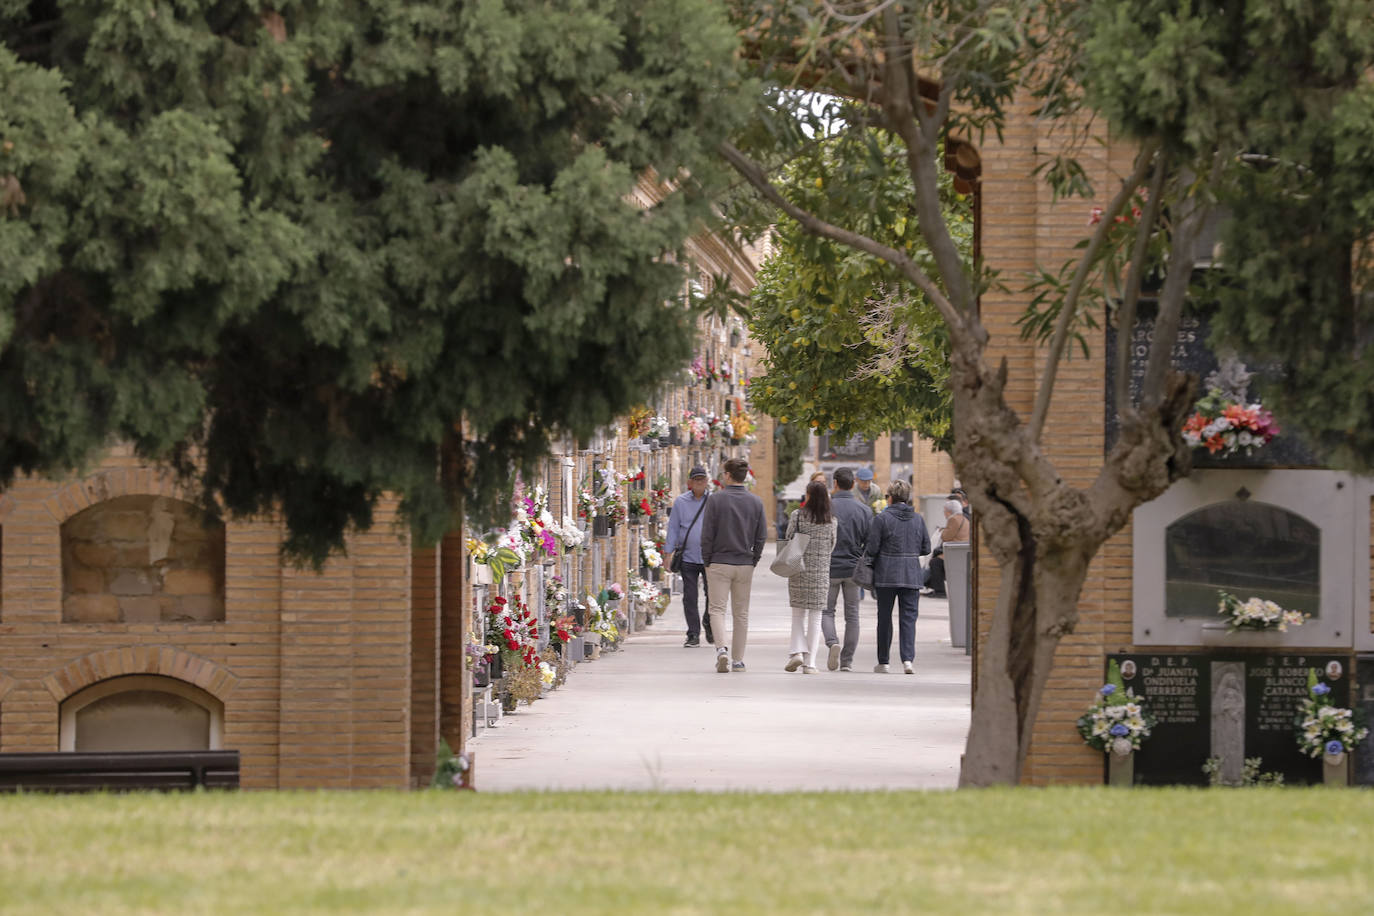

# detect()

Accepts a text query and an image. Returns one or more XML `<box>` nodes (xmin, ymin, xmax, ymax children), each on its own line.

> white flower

<box><xmin>1111</xmin><ymin>737</ymin><xmax>1133</xmax><ymax>756</ymax></box>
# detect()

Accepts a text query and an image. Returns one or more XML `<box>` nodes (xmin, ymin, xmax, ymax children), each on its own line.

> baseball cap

<box><xmin>856</xmin><ymin>467</ymin><xmax>874</xmax><ymax>481</ymax></box>
<box><xmin>689</xmin><ymin>465</ymin><xmax>708</xmax><ymax>478</ymax></box>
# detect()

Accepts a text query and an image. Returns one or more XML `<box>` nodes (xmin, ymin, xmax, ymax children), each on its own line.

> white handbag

<box><xmin>770</xmin><ymin>513</ymin><xmax>810</xmax><ymax>577</ymax></box>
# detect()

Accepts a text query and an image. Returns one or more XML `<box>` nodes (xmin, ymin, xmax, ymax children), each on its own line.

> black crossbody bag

<box><xmin>668</xmin><ymin>494</ymin><xmax>708</xmax><ymax>573</ymax></box>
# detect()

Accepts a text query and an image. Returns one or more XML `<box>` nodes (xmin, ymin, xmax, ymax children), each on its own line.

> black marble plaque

<box><xmin>1111</xmin><ymin>653</ymin><xmax>1210</xmax><ymax>786</ymax></box>
<box><xmin>1355</xmin><ymin>656</ymin><xmax>1374</xmax><ymax>787</ymax></box>
<box><xmin>818</xmin><ymin>433</ymin><xmax>874</xmax><ymax>462</ymax></box>
<box><xmin>1103</xmin><ymin>307</ymin><xmax>1318</xmax><ymax>466</ymax></box>
<box><xmin>1107</xmin><ymin>652</ymin><xmax>1351</xmax><ymax>785</ymax></box>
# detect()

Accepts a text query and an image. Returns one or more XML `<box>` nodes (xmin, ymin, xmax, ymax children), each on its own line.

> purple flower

<box><xmin>1313</xmin><ymin>683</ymin><xmax>1331</xmax><ymax>696</ymax></box>
<box><xmin>1325</xmin><ymin>740</ymin><xmax>1345</xmax><ymax>755</ymax></box>
<box><xmin>1109</xmin><ymin>723</ymin><xmax>1130</xmax><ymax>737</ymax></box>
<box><xmin>1099</xmin><ymin>684</ymin><xmax>1116</xmax><ymax>696</ymax></box>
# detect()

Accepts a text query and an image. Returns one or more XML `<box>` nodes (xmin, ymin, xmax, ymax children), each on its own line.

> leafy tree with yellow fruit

<box><xmin>746</xmin><ymin>129</ymin><xmax>972</xmax><ymax>448</ymax></box>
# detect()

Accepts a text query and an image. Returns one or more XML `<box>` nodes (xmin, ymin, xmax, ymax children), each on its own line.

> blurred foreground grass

<box><xmin>0</xmin><ymin>788</ymin><xmax>1370</xmax><ymax>914</ymax></box>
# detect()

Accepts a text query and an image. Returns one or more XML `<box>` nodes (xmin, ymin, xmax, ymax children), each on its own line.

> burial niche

<box><xmin>62</xmin><ymin>495</ymin><xmax>225</xmax><ymax>623</ymax></box>
<box><xmin>1164</xmin><ymin>499</ymin><xmax>1319</xmax><ymax>619</ymax></box>
<box><xmin>61</xmin><ymin>675</ymin><xmax>222</xmax><ymax>751</ymax></box>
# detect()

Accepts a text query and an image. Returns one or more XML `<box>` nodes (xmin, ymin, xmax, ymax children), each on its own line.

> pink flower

<box><xmin>1088</xmin><ymin>206</ymin><xmax>1103</xmax><ymax>225</ymax></box>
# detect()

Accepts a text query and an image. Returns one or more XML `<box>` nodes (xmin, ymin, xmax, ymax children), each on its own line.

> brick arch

<box><xmin>46</xmin><ymin>467</ymin><xmax>200</xmax><ymax>526</ymax></box>
<box><xmin>42</xmin><ymin>647</ymin><xmax>239</xmax><ymax>704</ymax></box>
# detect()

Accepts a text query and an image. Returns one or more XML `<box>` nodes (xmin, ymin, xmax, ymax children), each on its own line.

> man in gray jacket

<box><xmin>823</xmin><ymin>467</ymin><xmax>872</xmax><ymax>671</ymax></box>
<box><xmin>700</xmin><ymin>457</ymin><xmax>768</xmax><ymax>673</ymax></box>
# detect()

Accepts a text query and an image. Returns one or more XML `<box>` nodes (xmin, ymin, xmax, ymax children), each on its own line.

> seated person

<box><xmin>924</xmin><ymin>498</ymin><xmax>970</xmax><ymax>598</ymax></box>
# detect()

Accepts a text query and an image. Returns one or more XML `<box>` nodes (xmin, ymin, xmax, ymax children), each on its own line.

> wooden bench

<box><xmin>0</xmin><ymin>750</ymin><xmax>240</xmax><ymax>792</ymax></box>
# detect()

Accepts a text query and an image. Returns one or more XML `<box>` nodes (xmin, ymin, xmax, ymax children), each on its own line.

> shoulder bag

<box><xmin>770</xmin><ymin>511</ymin><xmax>811</xmax><ymax>577</ymax></box>
<box><xmin>668</xmin><ymin>494</ymin><xmax>708</xmax><ymax>574</ymax></box>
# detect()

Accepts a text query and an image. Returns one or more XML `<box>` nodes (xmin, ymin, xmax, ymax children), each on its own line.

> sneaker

<box><xmin>874</xmin><ymin>663</ymin><xmax>890</xmax><ymax>674</ymax></box>
<box><xmin>684</xmin><ymin>636</ymin><xmax>700</xmax><ymax>648</ymax></box>
<box><xmin>903</xmin><ymin>661</ymin><xmax>914</xmax><ymax>675</ymax></box>
<box><xmin>715</xmin><ymin>648</ymin><xmax>730</xmax><ymax>673</ymax></box>
<box><xmin>803</xmin><ymin>666</ymin><xmax>819</xmax><ymax>674</ymax></box>
<box><xmin>839</xmin><ymin>665</ymin><xmax>852</xmax><ymax>672</ymax></box>
<box><xmin>827</xmin><ymin>643</ymin><xmax>841</xmax><ymax>671</ymax></box>
<box><xmin>784</xmin><ymin>653</ymin><xmax>803</xmax><ymax>672</ymax></box>
<box><xmin>732</xmin><ymin>661</ymin><xmax>746</xmax><ymax>672</ymax></box>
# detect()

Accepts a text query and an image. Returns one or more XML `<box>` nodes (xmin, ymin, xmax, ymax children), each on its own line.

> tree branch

<box><xmin>878</xmin><ymin>7</ymin><xmax>978</xmax><ymax>328</ymax></box>
<box><xmin>717</xmin><ymin>140</ymin><xmax>964</xmax><ymax>335</ymax></box>
<box><xmin>1112</xmin><ymin>152</ymin><xmax>1167</xmax><ymax>417</ymax></box>
<box><xmin>1140</xmin><ymin>171</ymin><xmax>1214</xmax><ymax>403</ymax></box>
<box><xmin>1028</xmin><ymin>141</ymin><xmax>1159</xmax><ymax>442</ymax></box>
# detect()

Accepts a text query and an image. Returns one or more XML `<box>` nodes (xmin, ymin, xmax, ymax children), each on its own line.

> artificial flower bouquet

<box><xmin>485</xmin><ymin>594</ymin><xmax>540</xmax><ymax>671</ymax></box>
<box><xmin>1182</xmin><ymin>387</ymin><xmax>1279</xmax><ymax>457</ymax></box>
<box><xmin>465</xmin><ymin>536</ymin><xmax>522</xmax><ymax>583</ymax></box>
<box><xmin>648</xmin><ymin>415</ymin><xmax>670</xmax><ymax>439</ymax></box>
<box><xmin>1077</xmin><ymin>660</ymin><xmax>1156</xmax><ymax>755</ymax></box>
<box><xmin>639</xmin><ymin>538</ymin><xmax>663</xmax><ymax>569</ymax></box>
<box><xmin>1217</xmin><ymin>590</ymin><xmax>1307</xmax><ymax>632</ymax></box>
<box><xmin>1295</xmin><ymin>669</ymin><xmax>1368</xmax><ymax>760</ymax></box>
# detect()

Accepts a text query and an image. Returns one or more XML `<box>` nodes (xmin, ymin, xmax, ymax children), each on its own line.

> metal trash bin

<box><xmin>945</xmin><ymin>542</ymin><xmax>971</xmax><ymax>652</ymax></box>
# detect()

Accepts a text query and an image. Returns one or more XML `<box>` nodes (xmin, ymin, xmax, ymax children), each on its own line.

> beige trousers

<box><xmin>705</xmin><ymin>562</ymin><xmax>755</xmax><ymax>662</ymax></box>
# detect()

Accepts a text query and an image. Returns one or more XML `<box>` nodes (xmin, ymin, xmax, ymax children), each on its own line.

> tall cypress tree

<box><xmin>0</xmin><ymin>1</ymin><xmax>751</xmax><ymax>563</ymax></box>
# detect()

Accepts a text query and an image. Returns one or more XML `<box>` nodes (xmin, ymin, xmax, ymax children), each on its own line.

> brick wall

<box><xmin>975</xmin><ymin>105</ymin><xmax>1139</xmax><ymax>783</ymax></box>
<box><xmin>0</xmin><ymin>446</ymin><xmax>416</xmax><ymax>789</ymax></box>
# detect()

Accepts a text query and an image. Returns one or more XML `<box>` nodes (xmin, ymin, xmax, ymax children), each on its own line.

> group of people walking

<box><xmin>665</xmin><ymin>460</ymin><xmax>963</xmax><ymax>677</ymax></box>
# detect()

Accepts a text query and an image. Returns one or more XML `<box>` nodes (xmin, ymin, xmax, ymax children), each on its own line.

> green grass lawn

<box><xmin>1</xmin><ymin>788</ymin><xmax>1370</xmax><ymax>914</ymax></box>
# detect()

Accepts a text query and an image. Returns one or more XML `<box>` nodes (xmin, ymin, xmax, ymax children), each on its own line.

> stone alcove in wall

<box><xmin>59</xmin><ymin>675</ymin><xmax>223</xmax><ymax>751</ymax></box>
<box><xmin>62</xmin><ymin>495</ymin><xmax>226</xmax><ymax>623</ymax></box>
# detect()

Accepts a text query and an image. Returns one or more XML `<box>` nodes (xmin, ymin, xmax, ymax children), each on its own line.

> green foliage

<box><xmin>1078</xmin><ymin>0</ymin><xmax>1374</xmax><ymax>469</ymax></box>
<box><xmin>0</xmin><ymin>1</ymin><xmax>753</xmax><ymax>564</ymax></box>
<box><xmin>772</xmin><ymin>421</ymin><xmax>809</xmax><ymax>492</ymax></box>
<box><xmin>745</xmin><ymin>130</ymin><xmax>970</xmax><ymax>448</ymax></box>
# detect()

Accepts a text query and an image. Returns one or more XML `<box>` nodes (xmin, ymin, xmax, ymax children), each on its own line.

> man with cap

<box><xmin>854</xmin><ymin>466</ymin><xmax>876</xmax><ymax>508</ymax></box>
<box><xmin>665</xmin><ymin>465</ymin><xmax>711</xmax><ymax>647</ymax></box>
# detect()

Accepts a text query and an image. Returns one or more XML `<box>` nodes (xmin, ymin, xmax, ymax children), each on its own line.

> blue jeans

<box><xmin>680</xmin><ymin>561</ymin><xmax>708</xmax><ymax>640</ymax></box>
<box><xmin>874</xmin><ymin>586</ymin><xmax>920</xmax><ymax>664</ymax></box>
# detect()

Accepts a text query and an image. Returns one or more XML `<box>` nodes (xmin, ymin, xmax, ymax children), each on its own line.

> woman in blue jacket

<box><xmin>863</xmin><ymin>479</ymin><xmax>931</xmax><ymax>674</ymax></box>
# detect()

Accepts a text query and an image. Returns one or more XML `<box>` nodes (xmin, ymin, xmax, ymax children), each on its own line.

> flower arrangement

<box><xmin>1295</xmin><ymin>669</ymin><xmax>1368</xmax><ymax>760</ymax></box>
<box><xmin>582</xmin><ymin>592</ymin><xmax>619</xmax><ymax>641</ymax></box>
<box><xmin>1182</xmin><ymin>388</ymin><xmax>1279</xmax><ymax>457</ymax></box>
<box><xmin>605</xmin><ymin>582</ymin><xmax>624</xmax><ymax>602</ymax></box>
<box><xmin>544</xmin><ymin>573</ymin><xmax>569</xmax><ymax>610</ymax></box>
<box><xmin>485</xmin><ymin>594</ymin><xmax>540</xmax><ymax>671</ymax></box>
<box><xmin>627</xmin><ymin>404</ymin><xmax>654</xmax><ymax>438</ymax></box>
<box><xmin>430</xmin><ymin>738</ymin><xmax>473</xmax><ymax>790</ymax></box>
<box><xmin>639</xmin><ymin>537</ymin><xmax>662</xmax><ymax>569</ymax></box>
<box><xmin>466</xmin><ymin>629</ymin><xmax>499</xmax><ymax>676</ymax></box>
<box><xmin>628</xmin><ymin>575</ymin><xmax>660</xmax><ymax>605</ymax></box>
<box><xmin>1216</xmin><ymin>590</ymin><xmax>1307</xmax><ymax>632</ymax></box>
<box><xmin>466</xmin><ymin>537</ymin><xmax>522</xmax><ymax>583</ymax></box>
<box><xmin>651</xmin><ymin>474</ymin><xmax>672</xmax><ymax>514</ymax></box>
<box><xmin>1076</xmin><ymin>660</ymin><xmax>1156</xmax><ymax>755</ymax></box>
<box><xmin>592</xmin><ymin>465</ymin><xmax>627</xmax><ymax>523</ymax></box>
<box><xmin>648</xmin><ymin>415</ymin><xmax>670</xmax><ymax>439</ymax></box>
<box><xmin>512</xmin><ymin>485</ymin><xmax>558</xmax><ymax>559</ymax></box>
<box><xmin>681</xmin><ymin>409</ymin><xmax>711</xmax><ymax>443</ymax></box>
<box><xmin>548</xmin><ymin>515</ymin><xmax>585</xmax><ymax>551</ymax></box>
<box><xmin>730</xmin><ymin>407</ymin><xmax>756</xmax><ymax>442</ymax></box>
<box><xmin>551</xmin><ymin>614</ymin><xmax>579</xmax><ymax>644</ymax></box>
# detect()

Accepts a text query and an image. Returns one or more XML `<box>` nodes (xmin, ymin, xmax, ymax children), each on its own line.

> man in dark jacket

<box><xmin>822</xmin><ymin>467</ymin><xmax>872</xmax><ymax>672</ymax></box>
<box><xmin>700</xmin><ymin>457</ymin><xmax>768</xmax><ymax>673</ymax></box>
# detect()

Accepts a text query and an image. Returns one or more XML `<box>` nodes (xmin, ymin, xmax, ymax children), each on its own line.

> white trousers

<box><xmin>788</xmin><ymin>607</ymin><xmax>823</xmax><ymax>665</ymax></box>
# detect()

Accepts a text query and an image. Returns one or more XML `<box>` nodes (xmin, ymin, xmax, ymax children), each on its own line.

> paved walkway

<box><xmin>472</xmin><ymin>545</ymin><xmax>972</xmax><ymax>791</ymax></box>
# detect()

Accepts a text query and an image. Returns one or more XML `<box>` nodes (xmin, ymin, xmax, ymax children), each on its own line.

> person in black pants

<box><xmin>665</xmin><ymin>466</ymin><xmax>711</xmax><ymax>646</ymax></box>
<box><xmin>863</xmin><ymin>479</ymin><xmax>931</xmax><ymax>675</ymax></box>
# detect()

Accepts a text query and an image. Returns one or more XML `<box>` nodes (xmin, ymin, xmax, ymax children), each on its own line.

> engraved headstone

<box><xmin>1103</xmin><ymin>307</ymin><xmax>1318</xmax><ymax>466</ymax></box>
<box><xmin>1108</xmin><ymin>653</ymin><xmax>1351</xmax><ymax>785</ymax></box>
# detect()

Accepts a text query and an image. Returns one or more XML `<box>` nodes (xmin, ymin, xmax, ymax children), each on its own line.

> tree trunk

<box><xmin>949</xmin><ymin>346</ymin><xmax>1195</xmax><ymax>787</ymax></box>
